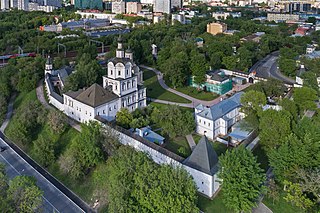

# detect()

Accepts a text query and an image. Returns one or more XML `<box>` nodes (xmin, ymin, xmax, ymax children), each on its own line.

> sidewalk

<box><xmin>186</xmin><ymin>134</ymin><xmax>196</xmax><ymax>151</ymax></box>
<box><xmin>141</xmin><ymin>65</ymin><xmax>251</xmax><ymax>108</ymax></box>
<box><xmin>0</xmin><ymin>93</ymin><xmax>16</xmax><ymax>132</ymax></box>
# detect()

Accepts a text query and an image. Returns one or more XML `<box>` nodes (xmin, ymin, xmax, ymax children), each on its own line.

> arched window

<box><xmin>127</xmin><ymin>81</ymin><xmax>130</xmax><ymax>89</ymax></box>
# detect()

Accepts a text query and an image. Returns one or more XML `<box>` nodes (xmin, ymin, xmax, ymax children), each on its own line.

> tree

<box><xmin>33</xmin><ymin>135</ymin><xmax>55</xmax><ymax>167</ymax></box>
<box><xmin>156</xmin><ymin>105</ymin><xmax>195</xmax><ymax>138</ymax></box>
<box><xmin>280</xmin><ymin>98</ymin><xmax>298</xmax><ymax>122</ymax></box>
<box><xmin>240</xmin><ymin>90</ymin><xmax>266</xmax><ymax>129</ymax></box>
<box><xmin>59</xmin><ymin>121</ymin><xmax>104</xmax><ymax>179</ymax></box>
<box><xmin>116</xmin><ymin>108</ymin><xmax>133</xmax><ymax>129</ymax></box>
<box><xmin>259</xmin><ymin>110</ymin><xmax>292</xmax><ymax>151</ymax></box>
<box><xmin>219</xmin><ymin>146</ymin><xmax>266</xmax><ymax>212</ymax></box>
<box><xmin>47</xmin><ymin>110</ymin><xmax>67</xmax><ymax>134</ymax></box>
<box><xmin>268</xmin><ymin>134</ymin><xmax>320</xmax><ymax>183</ymax></box>
<box><xmin>278</xmin><ymin>57</ymin><xmax>296</xmax><ymax>77</ymax></box>
<box><xmin>293</xmin><ymin>87</ymin><xmax>318</xmax><ymax>113</ymax></box>
<box><xmin>190</xmin><ymin>51</ymin><xmax>207</xmax><ymax>84</ymax></box>
<box><xmin>96</xmin><ymin>146</ymin><xmax>199</xmax><ymax>213</ymax></box>
<box><xmin>267</xmin><ymin>178</ymin><xmax>279</xmax><ymax>204</ymax></box>
<box><xmin>222</xmin><ymin>55</ymin><xmax>238</xmax><ymax>70</ymax></box>
<box><xmin>283</xmin><ymin>180</ymin><xmax>314</xmax><ymax>210</ymax></box>
<box><xmin>296</xmin><ymin>168</ymin><xmax>320</xmax><ymax>203</ymax></box>
<box><xmin>7</xmin><ymin>176</ymin><xmax>43</xmax><ymax>212</ymax></box>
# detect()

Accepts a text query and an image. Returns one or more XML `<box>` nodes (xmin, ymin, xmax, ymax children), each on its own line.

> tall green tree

<box><xmin>268</xmin><ymin>134</ymin><xmax>320</xmax><ymax>183</ymax></box>
<box><xmin>7</xmin><ymin>176</ymin><xmax>43</xmax><ymax>213</ymax></box>
<box><xmin>190</xmin><ymin>50</ymin><xmax>207</xmax><ymax>84</ymax></box>
<box><xmin>95</xmin><ymin>146</ymin><xmax>199</xmax><ymax>213</ymax></box>
<box><xmin>116</xmin><ymin>108</ymin><xmax>133</xmax><ymax>129</ymax></box>
<box><xmin>259</xmin><ymin>110</ymin><xmax>292</xmax><ymax>151</ymax></box>
<box><xmin>219</xmin><ymin>146</ymin><xmax>266</xmax><ymax>212</ymax></box>
<box><xmin>33</xmin><ymin>135</ymin><xmax>55</xmax><ymax>167</ymax></box>
<box><xmin>59</xmin><ymin>121</ymin><xmax>104</xmax><ymax>179</ymax></box>
<box><xmin>293</xmin><ymin>87</ymin><xmax>318</xmax><ymax>113</ymax></box>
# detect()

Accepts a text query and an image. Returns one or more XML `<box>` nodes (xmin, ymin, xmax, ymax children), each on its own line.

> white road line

<box><xmin>0</xmin><ymin>138</ymin><xmax>85</xmax><ymax>213</ymax></box>
<box><xmin>0</xmin><ymin>153</ymin><xmax>60</xmax><ymax>213</ymax></box>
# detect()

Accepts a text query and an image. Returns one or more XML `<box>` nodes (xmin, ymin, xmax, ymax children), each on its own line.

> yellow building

<box><xmin>207</xmin><ymin>22</ymin><xmax>227</xmax><ymax>35</ymax></box>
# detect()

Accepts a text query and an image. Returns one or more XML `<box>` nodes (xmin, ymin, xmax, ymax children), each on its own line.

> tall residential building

<box><xmin>207</xmin><ymin>22</ymin><xmax>227</xmax><ymax>35</ymax></box>
<box><xmin>112</xmin><ymin>0</ymin><xmax>125</xmax><ymax>14</ymax></box>
<box><xmin>16</xmin><ymin>0</ymin><xmax>28</xmax><ymax>10</ymax></box>
<box><xmin>267</xmin><ymin>13</ymin><xmax>300</xmax><ymax>22</ymax></box>
<box><xmin>154</xmin><ymin>0</ymin><xmax>170</xmax><ymax>14</ymax></box>
<box><xmin>0</xmin><ymin>0</ymin><xmax>10</xmax><ymax>9</ymax></box>
<box><xmin>126</xmin><ymin>2</ymin><xmax>141</xmax><ymax>14</ymax></box>
<box><xmin>74</xmin><ymin>0</ymin><xmax>103</xmax><ymax>10</ymax></box>
<box><xmin>9</xmin><ymin>0</ymin><xmax>17</xmax><ymax>8</ymax></box>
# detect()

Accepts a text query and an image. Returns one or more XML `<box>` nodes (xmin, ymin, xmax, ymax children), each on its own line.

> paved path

<box><xmin>252</xmin><ymin>202</ymin><xmax>273</xmax><ymax>213</ymax></box>
<box><xmin>186</xmin><ymin>134</ymin><xmax>196</xmax><ymax>150</ymax></box>
<box><xmin>36</xmin><ymin>80</ymin><xmax>81</xmax><ymax>132</ymax></box>
<box><xmin>246</xmin><ymin>137</ymin><xmax>260</xmax><ymax>151</ymax></box>
<box><xmin>141</xmin><ymin>65</ymin><xmax>251</xmax><ymax>107</ymax></box>
<box><xmin>0</xmin><ymin>94</ymin><xmax>16</xmax><ymax>132</ymax></box>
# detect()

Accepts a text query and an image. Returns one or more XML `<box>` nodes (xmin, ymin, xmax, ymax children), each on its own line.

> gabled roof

<box><xmin>183</xmin><ymin>136</ymin><xmax>219</xmax><ymax>175</ymax></box>
<box><xmin>197</xmin><ymin>92</ymin><xmax>243</xmax><ymax>121</ymax></box>
<box><xmin>65</xmin><ymin>83</ymin><xmax>118</xmax><ymax>108</ymax></box>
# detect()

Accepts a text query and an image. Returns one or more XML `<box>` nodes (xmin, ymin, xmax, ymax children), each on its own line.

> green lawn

<box><xmin>143</xmin><ymin>70</ymin><xmax>191</xmax><ymax>103</ymax></box>
<box><xmin>252</xmin><ymin>144</ymin><xmax>269</xmax><ymax>172</ymax></box>
<box><xmin>149</xmin><ymin>102</ymin><xmax>194</xmax><ymax>113</ymax></box>
<box><xmin>163</xmin><ymin>136</ymin><xmax>191</xmax><ymax>158</ymax></box>
<box><xmin>198</xmin><ymin>193</ymin><xmax>232</xmax><ymax>213</ymax></box>
<box><xmin>263</xmin><ymin>192</ymin><xmax>303</xmax><ymax>213</ymax></box>
<box><xmin>176</xmin><ymin>85</ymin><xmax>219</xmax><ymax>101</ymax></box>
<box><xmin>193</xmin><ymin>134</ymin><xmax>229</xmax><ymax>156</ymax></box>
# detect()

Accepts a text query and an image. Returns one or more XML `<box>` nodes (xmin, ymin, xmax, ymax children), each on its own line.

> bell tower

<box><xmin>45</xmin><ymin>55</ymin><xmax>53</xmax><ymax>75</ymax></box>
<box><xmin>116</xmin><ymin>36</ymin><xmax>125</xmax><ymax>58</ymax></box>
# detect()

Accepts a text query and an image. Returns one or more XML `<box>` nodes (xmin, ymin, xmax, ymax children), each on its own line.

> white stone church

<box><xmin>45</xmin><ymin>37</ymin><xmax>147</xmax><ymax>123</ymax></box>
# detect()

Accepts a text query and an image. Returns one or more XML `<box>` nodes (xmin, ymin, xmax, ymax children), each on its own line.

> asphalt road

<box><xmin>0</xmin><ymin>136</ymin><xmax>85</xmax><ymax>213</ymax></box>
<box><xmin>250</xmin><ymin>51</ymin><xmax>295</xmax><ymax>85</ymax></box>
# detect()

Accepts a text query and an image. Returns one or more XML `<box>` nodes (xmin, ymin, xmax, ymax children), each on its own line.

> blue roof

<box><xmin>197</xmin><ymin>92</ymin><xmax>244</xmax><ymax>121</ymax></box>
<box><xmin>135</xmin><ymin>126</ymin><xmax>165</xmax><ymax>144</ymax></box>
<box><xmin>228</xmin><ymin>129</ymin><xmax>250</xmax><ymax>141</ymax></box>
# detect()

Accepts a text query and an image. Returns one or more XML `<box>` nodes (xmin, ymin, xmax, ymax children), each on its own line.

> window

<box><xmin>118</xmin><ymin>70</ymin><xmax>121</xmax><ymax>75</ymax></box>
<box><xmin>208</xmin><ymin>123</ymin><xmax>210</xmax><ymax>127</ymax></box>
<box><xmin>114</xmin><ymin>105</ymin><xmax>116</xmax><ymax>109</ymax></box>
<box><xmin>122</xmin><ymin>102</ymin><xmax>125</xmax><ymax>107</ymax></box>
<box><xmin>204</xmin><ymin>121</ymin><xmax>206</xmax><ymax>125</ymax></box>
<box><xmin>202</xmin><ymin>182</ymin><xmax>204</xmax><ymax>184</ymax></box>
<box><xmin>111</xmin><ymin>70</ymin><xmax>113</xmax><ymax>75</ymax></box>
<box><xmin>132</xmin><ymin>81</ymin><xmax>135</xmax><ymax>87</ymax></box>
<box><xmin>98</xmin><ymin>112</ymin><xmax>100</xmax><ymax>116</ymax></box>
<box><xmin>199</xmin><ymin>119</ymin><xmax>201</xmax><ymax>123</ymax></box>
<box><xmin>103</xmin><ymin>110</ymin><xmax>105</xmax><ymax>114</ymax></box>
<box><xmin>71</xmin><ymin>112</ymin><xmax>74</xmax><ymax>115</ymax></box>
<box><xmin>109</xmin><ymin>107</ymin><xmax>112</xmax><ymax>111</ymax></box>
<box><xmin>85</xmin><ymin>111</ymin><xmax>87</xmax><ymax>115</ymax></box>
<box><xmin>126</xmin><ymin>69</ymin><xmax>129</xmax><ymax>75</ymax></box>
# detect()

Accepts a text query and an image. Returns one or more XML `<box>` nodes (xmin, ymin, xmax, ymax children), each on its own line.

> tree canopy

<box><xmin>94</xmin><ymin>146</ymin><xmax>199</xmax><ymax>213</ymax></box>
<box><xmin>219</xmin><ymin>146</ymin><xmax>266</xmax><ymax>212</ymax></box>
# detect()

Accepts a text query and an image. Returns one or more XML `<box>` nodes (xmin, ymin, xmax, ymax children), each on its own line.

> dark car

<box><xmin>0</xmin><ymin>146</ymin><xmax>6</xmax><ymax>152</ymax></box>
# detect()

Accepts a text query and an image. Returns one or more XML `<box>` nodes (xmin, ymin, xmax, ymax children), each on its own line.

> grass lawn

<box><xmin>263</xmin><ymin>192</ymin><xmax>303</xmax><ymax>213</ymax></box>
<box><xmin>149</xmin><ymin>102</ymin><xmax>194</xmax><ymax>113</ymax></box>
<box><xmin>193</xmin><ymin>134</ymin><xmax>229</xmax><ymax>156</ymax></box>
<box><xmin>163</xmin><ymin>136</ymin><xmax>192</xmax><ymax>158</ymax></box>
<box><xmin>176</xmin><ymin>86</ymin><xmax>219</xmax><ymax>101</ymax></box>
<box><xmin>4</xmin><ymin>89</ymin><xmax>97</xmax><ymax>204</ymax></box>
<box><xmin>198</xmin><ymin>193</ymin><xmax>232</xmax><ymax>213</ymax></box>
<box><xmin>143</xmin><ymin>69</ymin><xmax>191</xmax><ymax>103</ymax></box>
<box><xmin>252</xmin><ymin>144</ymin><xmax>269</xmax><ymax>172</ymax></box>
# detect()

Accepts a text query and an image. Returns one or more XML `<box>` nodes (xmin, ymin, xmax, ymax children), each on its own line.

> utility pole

<box><xmin>89</xmin><ymin>39</ymin><xmax>104</xmax><ymax>53</ymax></box>
<box><xmin>57</xmin><ymin>43</ymin><xmax>66</xmax><ymax>57</ymax></box>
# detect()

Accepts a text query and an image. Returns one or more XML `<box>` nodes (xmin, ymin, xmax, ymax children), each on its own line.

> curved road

<box><xmin>250</xmin><ymin>51</ymin><xmax>295</xmax><ymax>85</ymax></box>
<box><xmin>141</xmin><ymin>65</ymin><xmax>250</xmax><ymax>108</ymax></box>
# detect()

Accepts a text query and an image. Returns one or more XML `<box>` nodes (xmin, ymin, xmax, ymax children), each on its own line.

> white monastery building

<box><xmin>45</xmin><ymin>36</ymin><xmax>146</xmax><ymax>123</ymax></box>
<box><xmin>195</xmin><ymin>92</ymin><xmax>244</xmax><ymax>140</ymax></box>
